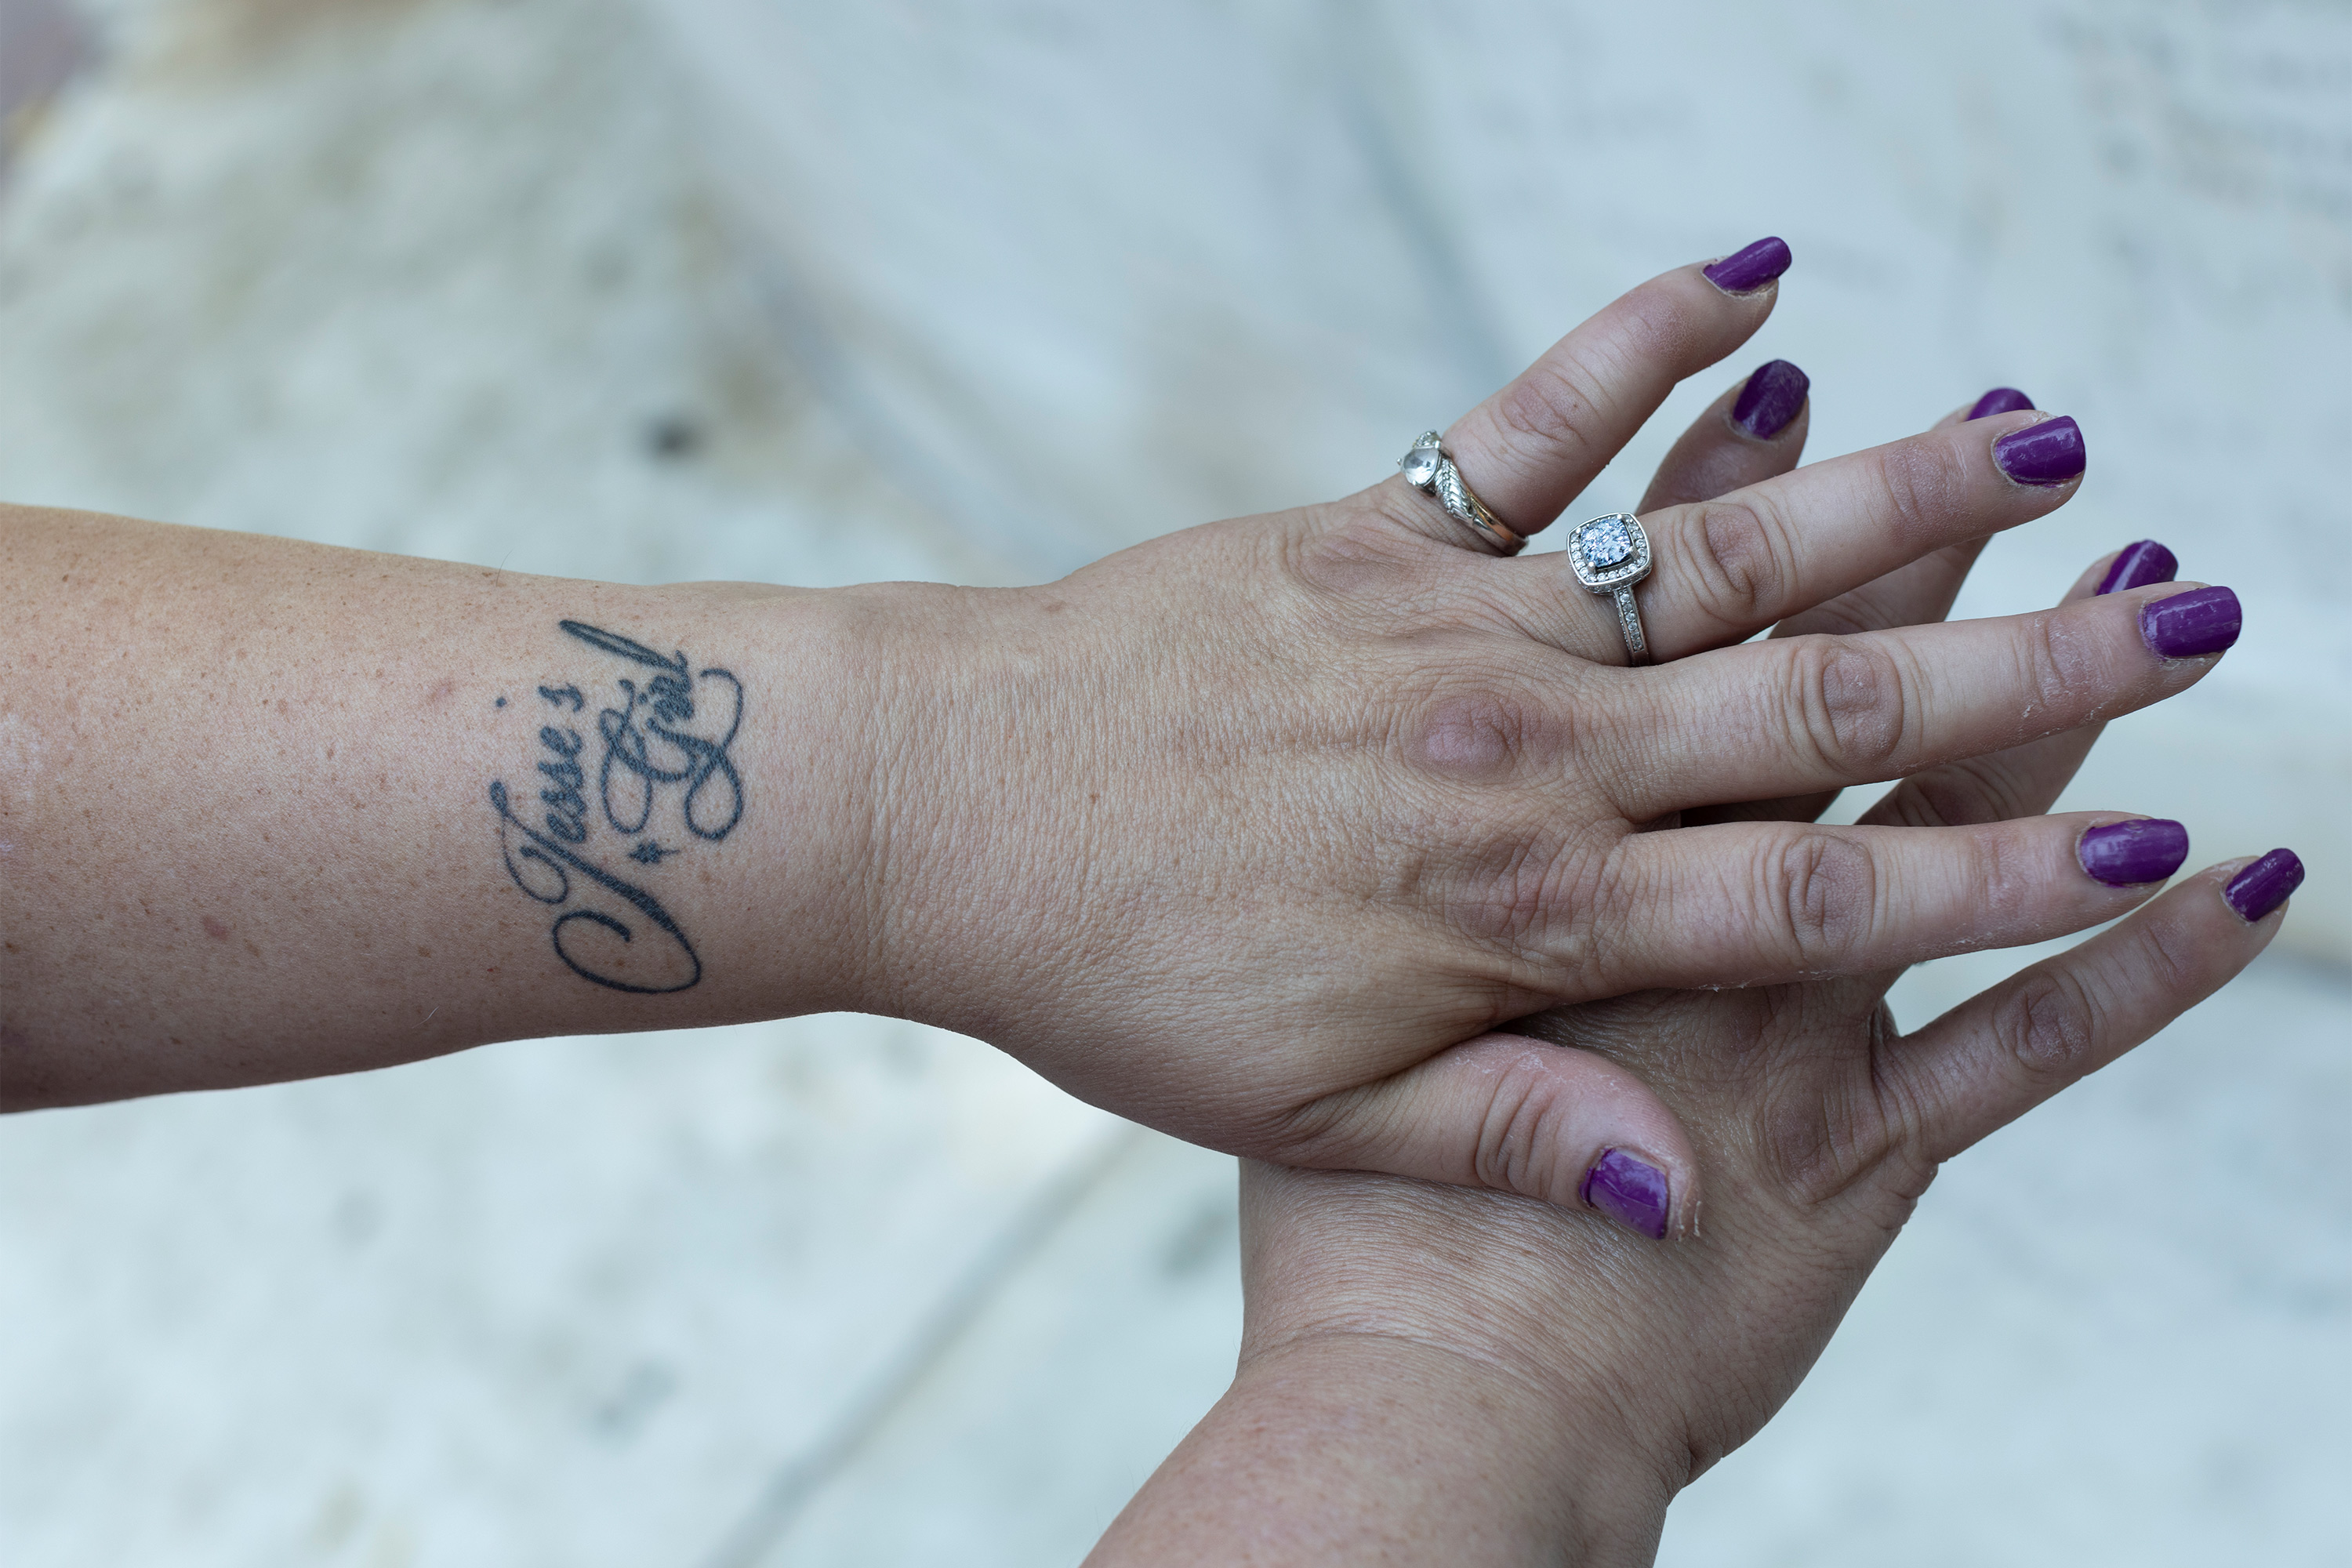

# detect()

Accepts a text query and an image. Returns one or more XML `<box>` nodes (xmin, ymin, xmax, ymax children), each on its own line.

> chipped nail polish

<box><xmin>2096</xmin><ymin>540</ymin><xmax>2178</xmax><ymax>596</ymax></box>
<box><xmin>2224</xmin><ymin>849</ymin><xmax>2305</xmax><ymax>922</ymax></box>
<box><xmin>1968</xmin><ymin>387</ymin><xmax>2034</xmax><ymax>419</ymax></box>
<box><xmin>2140</xmin><ymin>586</ymin><xmax>2241</xmax><ymax>659</ymax></box>
<box><xmin>1732</xmin><ymin>359</ymin><xmax>1809</xmax><ymax>440</ymax></box>
<box><xmin>1703</xmin><ymin>236</ymin><xmax>1792</xmax><ymax>295</ymax></box>
<box><xmin>2078</xmin><ymin>818</ymin><xmax>2189</xmax><ymax>886</ymax></box>
<box><xmin>1991</xmin><ymin>415</ymin><xmax>2085</xmax><ymax>486</ymax></box>
<box><xmin>1581</xmin><ymin>1148</ymin><xmax>1670</xmax><ymax>1240</ymax></box>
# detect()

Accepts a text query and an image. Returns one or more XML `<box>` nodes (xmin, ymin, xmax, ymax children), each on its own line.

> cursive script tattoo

<box><xmin>559</xmin><ymin>619</ymin><xmax>745</xmax><ymax>843</ymax></box>
<box><xmin>488</xmin><ymin>619</ymin><xmax>746</xmax><ymax>993</ymax></box>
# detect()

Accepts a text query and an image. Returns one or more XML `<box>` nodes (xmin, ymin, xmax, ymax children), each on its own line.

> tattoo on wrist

<box><xmin>488</xmin><ymin>620</ymin><xmax>746</xmax><ymax>993</ymax></box>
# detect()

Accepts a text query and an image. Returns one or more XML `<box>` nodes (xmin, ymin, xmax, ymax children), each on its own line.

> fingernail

<box><xmin>1581</xmin><ymin>1148</ymin><xmax>1670</xmax><ymax>1240</ymax></box>
<box><xmin>1703</xmin><ymin>236</ymin><xmax>1792</xmax><ymax>295</ymax></box>
<box><xmin>1968</xmin><ymin>387</ymin><xmax>2034</xmax><ymax>420</ymax></box>
<box><xmin>1731</xmin><ymin>359</ymin><xmax>1809</xmax><ymax>440</ymax></box>
<box><xmin>1991</xmin><ymin>415</ymin><xmax>2086</xmax><ymax>486</ymax></box>
<box><xmin>2224</xmin><ymin>848</ymin><xmax>2305</xmax><ymax>923</ymax></box>
<box><xmin>2096</xmin><ymin>539</ymin><xmax>2177</xmax><ymax>596</ymax></box>
<box><xmin>2140</xmin><ymin>585</ymin><xmax>2241</xmax><ymax>658</ymax></box>
<box><xmin>2077</xmin><ymin>818</ymin><xmax>2189</xmax><ymax>886</ymax></box>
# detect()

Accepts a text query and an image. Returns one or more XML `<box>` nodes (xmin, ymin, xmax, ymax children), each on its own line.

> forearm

<box><xmin>1</xmin><ymin>506</ymin><xmax>889</xmax><ymax>1106</ymax></box>
<box><xmin>1087</xmin><ymin>1335</ymin><xmax>1671</xmax><ymax>1568</ymax></box>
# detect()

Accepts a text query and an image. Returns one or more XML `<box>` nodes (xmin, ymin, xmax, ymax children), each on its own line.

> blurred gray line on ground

<box><xmin>741</xmin><ymin>255</ymin><xmax>1087</xmax><ymax>584</ymax></box>
<box><xmin>697</xmin><ymin>1124</ymin><xmax>1147</xmax><ymax>1568</ymax></box>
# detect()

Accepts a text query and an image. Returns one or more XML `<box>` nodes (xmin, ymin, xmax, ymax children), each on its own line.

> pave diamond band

<box><xmin>1566</xmin><ymin>511</ymin><xmax>1654</xmax><ymax>666</ymax></box>
<box><xmin>1398</xmin><ymin>431</ymin><xmax>1527</xmax><ymax>555</ymax></box>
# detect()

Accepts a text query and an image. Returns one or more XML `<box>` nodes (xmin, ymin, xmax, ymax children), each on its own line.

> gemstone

<box><xmin>1400</xmin><ymin>441</ymin><xmax>1443</xmax><ymax>487</ymax></box>
<box><xmin>1580</xmin><ymin>516</ymin><xmax>1634</xmax><ymax>567</ymax></box>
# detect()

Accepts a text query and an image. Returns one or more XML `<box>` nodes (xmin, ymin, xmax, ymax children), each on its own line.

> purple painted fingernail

<box><xmin>1581</xmin><ymin>1149</ymin><xmax>1670</xmax><ymax>1240</ymax></box>
<box><xmin>1992</xmin><ymin>415</ymin><xmax>2086</xmax><ymax>486</ymax></box>
<box><xmin>2224</xmin><ymin>848</ymin><xmax>2305</xmax><ymax>923</ymax></box>
<box><xmin>1968</xmin><ymin>387</ymin><xmax>2034</xmax><ymax>419</ymax></box>
<box><xmin>1703</xmin><ymin>236</ymin><xmax>1792</xmax><ymax>295</ymax></box>
<box><xmin>2096</xmin><ymin>539</ymin><xmax>2178</xmax><ymax>596</ymax></box>
<box><xmin>2140</xmin><ymin>586</ymin><xmax>2241</xmax><ymax>658</ymax></box>
<box><xmin>1731</xmin><ymin>359</ymin><xmax>1809</xmax><ymax>440</ymax></box>
<box><xmin>2077</xmin><ymin>818</ymin><xmax>2189</xmax><ymax>886</ymax></box>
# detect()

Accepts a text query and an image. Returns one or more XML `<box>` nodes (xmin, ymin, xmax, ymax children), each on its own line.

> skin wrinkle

<box><xmin>1856</xmin><ymin>439</ymin><xmax>1948</xmax><ymax>553</ymax></box>
<box><xmin>1489</xmin><ymin>354</ymin><xmax>1624</xmax><ymax>486</ymax></box>
<box><xmin>1686</xmin><ymin>495</ymin><xmax>1786</xmax><ymax>633</ymax></box>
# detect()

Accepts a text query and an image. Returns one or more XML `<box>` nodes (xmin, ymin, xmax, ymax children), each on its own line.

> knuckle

<box><xmin>1453</xmin><ymin>829</ymin><xmax>1613</xmax><ymax>958</ymax></box>
<box><xmin>1760</xmin><ymin>829</ymin><xmax>1879</xmax><ymax>963</ymax></box>
<box><xmin>1293</xmin><ymin>499</ymin><xmax>1437</xmax><ymax>593</ymax></box>
<box><xmin>1786</xmin><ymin>637</ymin><xmax>1914</xmax><ymax>779</ymax></box>
<box><xmin>1408</xmin><ymin>681</ymin><xmax>1544</xmax><ymax>781</ymax></box>
<box><xmin>2013</xmin><ymin>607</ymin><xmax>2099</xmax><ymax>723</ymax></box>
<box><xmin>1873</xmin><ymin>439</ymin><xmax>1973</xmax><ymax>544</ymax></box>
<box><xmin>1607</xmin><ymin>287</ymin><xmax>1709</xmax><ymax>372</ymax></box>
<box><xmin>2130</xmin><ymin>906</ymin><xmax>2207</xmax><ymax>997</ymax></box>
<box><xmin>1684</xmin><ymin>497</ymin><xmax>1790</xmax><ymax>626</ymax></box>
<box><xmin>1491</xmin><ymin>359</ymin><xmax>1614</xmax><ymax>469</ymax></box>
<box><xmin>1989</xmin><ymin>968</ymin><xmax>2099</xmax><ymax>1085</ymax></box>
<box><xmin>1470</xmin><ymin>1054</ymin><xmax>1558</xmax><ymax>1197</ymax></box>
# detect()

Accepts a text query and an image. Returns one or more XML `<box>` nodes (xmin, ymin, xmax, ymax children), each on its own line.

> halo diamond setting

<box><xmin>1567</xmin><ymin>512</ymin><xmax>1651</xmax><ymax>590</ymax></box>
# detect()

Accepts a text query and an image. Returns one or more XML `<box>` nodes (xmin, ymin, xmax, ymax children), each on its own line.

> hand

<box><xmin>1088</xmin><ymin>506</ymin><xmax>2301</xmax><ymax>1563</ymax></box>
<box><xmin>844</xmin><ymin>243</ymin><xmax>2236</xmax><ymax>1203</ymax></box>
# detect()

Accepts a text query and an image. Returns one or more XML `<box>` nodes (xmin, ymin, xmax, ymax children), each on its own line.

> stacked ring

<box><xmin>1399</xmin><ymin>432</ymin><xmax>1529</xmax><ymax>557</ymax></box>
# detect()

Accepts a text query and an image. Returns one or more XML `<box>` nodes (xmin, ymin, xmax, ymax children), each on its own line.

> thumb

<box><xmin>1279</xmin><ymin>1033</ymin><xmax>1701</xmax><ymax>1240</ymax></box>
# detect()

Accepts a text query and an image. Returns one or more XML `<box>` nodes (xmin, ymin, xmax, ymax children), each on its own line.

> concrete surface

<box><xmin>1</xmin><ymin>0</ymin><xmax>2347</xmax><ymax>1563</ymax></box>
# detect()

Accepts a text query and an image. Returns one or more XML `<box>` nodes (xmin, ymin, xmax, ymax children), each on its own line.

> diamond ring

<box><xmin>1399</xmin><ymin>432</ymin><xmax>1528</xmax><ymax>556</ymax></box>
<box><xmin>1567</xmin><ymin>512</ymin><xmax>1654</xmax><ymax>666</ymax></box>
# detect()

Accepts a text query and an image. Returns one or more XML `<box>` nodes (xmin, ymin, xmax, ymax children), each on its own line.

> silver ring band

<box><xmin>1566</xmin><ymin>512</ymin><xmax>1655</xmax><ymax>667</ymax></box>
<box><xmin>1399</xmin><ymin>432</ymin><xmax>1528</xmax><ymax>556</ymax></box>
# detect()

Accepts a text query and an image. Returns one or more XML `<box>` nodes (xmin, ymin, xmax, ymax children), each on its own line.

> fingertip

<box><xmin>2076</xmin><ymin>817</ymin><xmax>2190</xmax><ymax>887</ymax></box>
<box><xmin>1702</xmin><ymin>235</ymin><xmax>1793</xmax><ymax>296</ymax></box>
<box><xmin>1581</xmin><ymin>1145</ymin><xmax>1674</xmax><ymax>1240</ymax></box>
<box><xmin>1729</xmin><ymin>359</ymin><xmax>1810</xmax><ymax>442</ymax></box>
<box><xmin>1992</xmin><ymin>413</ymin><xmax>2087</xmax><ymax>488</ymax></box>
<box><xmin>2223</xmin><ymin>848</ymin><xmax>2305</xmax><ymax>924</ymax></box>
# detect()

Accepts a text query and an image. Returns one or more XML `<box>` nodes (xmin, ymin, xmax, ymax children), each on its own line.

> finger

<box><xmin>1696</xmin><ymin>531</ymin><xmax>2142</xmax><ymax>829</ymax></box>
<box><xmin>1509</xmin><ymin>408</ymin><xmax>2088</xmax><ymax>665</ymax></box>
<box><xmin>1860</xmin><ymin>541</ymin><xmax>2180</xmax><ymax>829</ymax></box>
<box><xmin>1757</xmin><ymin>386</ymin><xmax>2034</xmax><ymax>644</ymax></box>
<box><xmin>1635</xmin><ymin>360</ymin><xmax>1812</xmax><ymax>514</ymax></box>
<box><xmin>1886</xmin><ymin>854</ymin><xmax>2301</xmax><ymax>1165</ymax></box>
<box><xmin>1575</xmin><ymin>811</ymin><xmax>2190</xmax><ymax>994</ymax></box>
<box><xmin>1603</xmin><ymin>581</ymin><xmax>2236</xmax><ymax>820</ymax></box>
<box><xmin>1397</xmin><ymin>241</ymin><xmax>1790</xmax><ymax>546</ymax></box>
<box><xmin>1272</xmin><ymin>1033</ymin><xmax>1701</xmax><ymax>1240</ymax></box>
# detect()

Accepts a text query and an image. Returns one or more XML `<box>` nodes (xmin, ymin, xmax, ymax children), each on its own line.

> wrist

<box><xmin>1094</xmin><ymin>1332</ymin><xmax>1672</xmax><ymax>1567</ymax></box>
<box><xmin>673</xmin><ymin>579</ymin><xmax>913</xmax><ymax>1019</ymax></box>
<box><xmin>805</xmin><ymin>576</ymin><xmax>1082</xmax><ymax>1039</ymax></box>
<box><xmin>759</xmin><ymin>576</ymin><xmax>1015</xmax><ymax>1026</ymax></box>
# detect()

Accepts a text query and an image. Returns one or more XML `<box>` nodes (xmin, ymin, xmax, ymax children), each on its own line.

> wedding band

<box><xmin>1566</xmin><ymin>512</ymin><xmax>1654</xmax><ymax>666</ymax></box>
<box><xmin>1399</xmin><ymin>432</ymin><xmax>1528</xmax><ymax>556</ymax></box>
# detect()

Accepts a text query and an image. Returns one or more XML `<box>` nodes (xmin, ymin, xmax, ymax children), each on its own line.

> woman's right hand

<box><xmin>839</xmin><ymin>242</ymin><xmax>2241</xmax><ymax>1203</ymax></box>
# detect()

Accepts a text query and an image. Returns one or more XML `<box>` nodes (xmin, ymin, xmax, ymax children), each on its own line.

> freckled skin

<box><xmin>1</xmin><ymin>506</ymin><xmax>861</xmax><ymax>1105</ymax></box>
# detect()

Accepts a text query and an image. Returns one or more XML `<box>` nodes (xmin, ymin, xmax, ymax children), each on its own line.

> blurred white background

<box><xmin>2</xmin><ymin>0</ymin><xmax>2347</xmax><ymax>1563</ymax></box>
